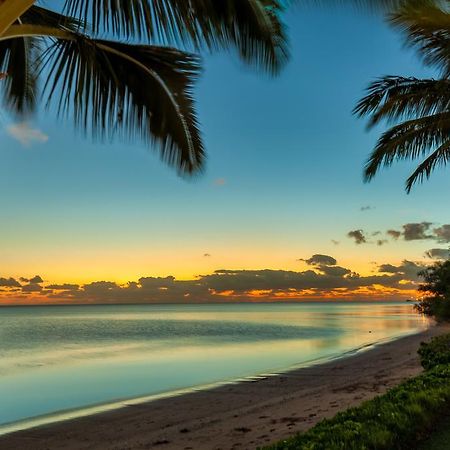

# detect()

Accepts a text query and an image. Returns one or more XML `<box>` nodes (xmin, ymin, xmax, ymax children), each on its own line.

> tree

<box><xmin>354</xmin><ymin>0</ymin><xmax>450</xmax><ymax>192</ymax></box>
<box><xmin>0</xmin><ymin>1</ymin><xmax>288</xmax><ymax>175</ymax></box>
<box><xmin>416</xmin><ymin>256</ymin><xmax>450</xmax><ymax>321</ymax></box>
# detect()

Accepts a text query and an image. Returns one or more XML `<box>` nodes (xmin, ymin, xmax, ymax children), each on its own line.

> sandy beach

<box><xmin>1</xmin><ymin>324</ymin><xmax>447</xmax><ymax>450</ymax></box>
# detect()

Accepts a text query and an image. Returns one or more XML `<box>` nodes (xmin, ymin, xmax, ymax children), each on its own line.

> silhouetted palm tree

<box><xmin>355</xmin><ymin>0</ymin><xmax>450</xmax><ymax>192</ymax></box>
<box><xmin>0</xmin><ymin>1</ymin><xmax>288</xmax><ymax>175</ymax></box>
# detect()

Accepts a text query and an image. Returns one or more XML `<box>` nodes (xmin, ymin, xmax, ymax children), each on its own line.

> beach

<box><xmin>1</xmin><ymin>323</ymin><xmax>447</xmax><ymax>450</ymax></box>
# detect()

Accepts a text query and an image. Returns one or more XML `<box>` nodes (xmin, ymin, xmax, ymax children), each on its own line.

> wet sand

<box><xmin>1</xmin><ymin>324</ymin><xmax>447</xmax><ymax>450</ymax></box>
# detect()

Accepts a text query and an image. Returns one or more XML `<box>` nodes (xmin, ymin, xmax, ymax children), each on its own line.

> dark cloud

<box><xmin>331</xmin><ymin>240</ymin><xmax>340</xmax><ymax>245</ymax></box>
<box><xmin>385</xmin><ymin>223</ymin><xmax>450</xmax><ymax>243</ymax></box>
<box><xmin>402</xmin><ymin>222</ymin><xmax>433</xmax><ymax>241</ymax></box>
<box><xmin>387</xmin><ymin>230</ymin><xmax>401</xmax><ymax>240</ymax></box>
<box><xmin>378</xmin><ymin>260</ymin><xmax>426</xmax><ymax>280</ymax></box>
<box><xmin>347</xmin><ymin>230</ymin><xmax>367</xmax><ymax>244</ymax></box>
<box><xmin>360</xmin><ymin>206</ymin><xmax>374</xmax><ymax>211</ymax></box>
<box><xmin>0</xmin><ymin>277</ymin><xmax>21</xmax><ymax>287</ymax></box>
<box><xmin>2</xmin><ymin>257</ymin><xmax>430</xmax><ymax>303</ymax></box>
<box><xmin>20</xmin><ymin>275</ymin><xmax>43</xmax><ymax>284</ymax></box>
<box><xmin>203</xmin><ymin>253</ymin><xmax>211</xmax><ymax>257</ymax></box>
<box><xmin>318</xmin><ymin>265</ymin><xmax>352</xmax><ymax>277</ymax></box>
<box><xmin>302</xmin><ymin>254</ymin><xmax>337</xmax><ymax>266</ymax></box>
<box><xmin>425</xmin><ymin>248</ymin><xmax>450</xmax><ymax>260</ymax></box>
<box><xmin>22</xmin><ymin>283</ymin><xmax>43</xmax><ymax>292</ymax></box>
<box><xmin>434</xmin><ymin>225</ymin><xmax>450</xmax><ymax>243</ymax></box>
<box><xmin>46</xmin><ymin>283</ymin><xmax>79</xmax><ymax>291</ymax></box>
<box><xmin>377</xmin><ymin>240</ymin><xmax>388</xmax><ymax>246</ymax></box>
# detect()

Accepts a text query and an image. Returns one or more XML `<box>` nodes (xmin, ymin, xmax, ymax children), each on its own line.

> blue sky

<box><xmin>0</xmin><ymin>4</ymin><xmax>449</xmax><ymax>301</ymax></box>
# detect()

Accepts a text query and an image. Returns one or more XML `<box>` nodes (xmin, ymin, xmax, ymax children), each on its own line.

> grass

<box><xmin>416</xmin><ymin>411</ymin><xmax>450</xmax><ymax>450</ymax></box>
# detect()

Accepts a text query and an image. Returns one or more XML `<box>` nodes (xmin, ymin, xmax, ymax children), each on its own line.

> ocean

<box><xmin>0</xmin><ymin>302</ymin><xmax>428</xmax><ymax>432</ymax></box>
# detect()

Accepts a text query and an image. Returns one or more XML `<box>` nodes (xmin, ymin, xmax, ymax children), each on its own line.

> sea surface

<box><xmin>0</xmin><ymin>302</ymin><xmax>428</xmax><ymax>432</ymax></box>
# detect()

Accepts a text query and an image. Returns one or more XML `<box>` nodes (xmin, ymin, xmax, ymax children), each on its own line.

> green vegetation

<box><xmin>418</xmin><ymin>333</ymin><xmax>450</xmax><ymax>370</ymax></box>
<box><xmin>416</xmin><ymin>259</ymin><xmax>450</xmax><ymax>322</ymax></box>
<box><xmin>265</xmin><ymin>333</ymin><xmax>450</xmax><ymax>450</ymax></box>
<box><xmin>355</xmin><ymin>0</ymin><xmax>450</xmax><ymax>192</ymax></box>
<box><xmin>417</xmin><ymin>413</ymin><xmax>450</xmax><ymax>450</ymax></box>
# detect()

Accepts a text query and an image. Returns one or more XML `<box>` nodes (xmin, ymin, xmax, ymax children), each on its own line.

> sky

<box><xmin>0</xmin><ymin>4</ymin><xmax>449</xmax><ymax>304</ymax></box>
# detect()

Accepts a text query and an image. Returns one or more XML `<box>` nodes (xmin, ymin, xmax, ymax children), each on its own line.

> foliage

<box><xmin>0</xmin><ymin>1</ymin><xmax>288</xmax><ymax>175</ymax></box>
<box><xmin>354</xmin><ymin>0</ymin><xmax>450</xmax><ymax>192</ymax></box>
<box><xmin>416</xmin><ymin>259</ymin><xmax>450</xmax><ymax>321</ymax></box>
<box><xmin>418</xmin><ymin>333</ymin><xmax>450</xmax><ymax>370</ymax></box>
<box><xmin>264</xmin><ymin>363</ymin><xmax>450</xmax><ymax>450</ymax></box>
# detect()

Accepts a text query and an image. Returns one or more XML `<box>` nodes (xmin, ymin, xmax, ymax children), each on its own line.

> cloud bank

<box><xmin>0</xmin><ymin>256</ymin><xmax>428</xmax><ymax>304</ymax></box>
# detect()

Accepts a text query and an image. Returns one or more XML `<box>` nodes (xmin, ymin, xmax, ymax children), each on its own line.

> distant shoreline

<box><xmin>1</xmin><ymin>323</ymin><xmax>445</xmax><ymax>450</ymax></box>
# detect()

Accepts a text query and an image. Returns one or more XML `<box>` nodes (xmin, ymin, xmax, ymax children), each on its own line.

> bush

<box><xmin>418</xmin><ymin>334</ymin><xmax>450</xmax><ymax>370</ymax></box>
<box><xmin>416</xmin><ymin>260</ymin><xmax>450</xmax><ymax>322</ymax></box>
<box><xmin>416</xmin><ymin>296</ymin><xmax>450</xmax><ymax>322</ymax></box>
<box><xmin>264</xmin><ymin>365</ymin><xmax>450</xmax><ymax>450</ymax></box>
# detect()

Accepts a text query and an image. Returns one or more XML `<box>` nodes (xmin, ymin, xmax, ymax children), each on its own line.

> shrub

<box><xmin>416</xmin><ymin>259</ymin><xmax>450</xmax><ymax>322</ymax></box>
<box><xmin>418</xmin><ymin>334</ymin><xmax>450</xmax><ymax>370</ymax></box>
<box><xmin>264</xmin><ymin>365</ymin><xmax>450</xmax><ymax>450</ymax></box>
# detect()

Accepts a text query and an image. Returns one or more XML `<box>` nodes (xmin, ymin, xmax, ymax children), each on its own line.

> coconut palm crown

<box><xmin>0</xmin><ymin>1</ymin><xmax>289</xmax><ymax>175</ymax></box>
<box><xmin>355</xmin><ymin>0</ymin><xmax>450</xmax><ymax>192</ymax></box>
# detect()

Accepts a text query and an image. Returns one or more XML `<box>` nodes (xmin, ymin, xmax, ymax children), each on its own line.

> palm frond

<box><xmin>354</xmin><ymin>76</ymin><xmax>450</xmax><ymax>127</ymax></box>
<box><xmin>0</xmin><ymin>36</ymin><xmax>38</xmax><ymax>115</ymax></box>
<box><xmin>390</xmin><ymin>0</ymin><xmax>450</xmax><ymax>76</ymax></box>
<box><xmin>297</xmin><ymin>0</ymin><xmax>406</xmax><ymax>12</ymax></box>
<box><xmin>62</xmin><ymin>0</ymin><xmax>288</xmax><ymax>74</ymax></box>
<box><xmin>37</xmin><ymin>31</ymin><xmax>204</xmax><ymax>175</ymax></box>
<box><xmin>364</xmin><ymin>112</ymin><xmax>450</xmax><ymax>181</ymax></box>
<box><xmin>406</xmin><ymin>140</ymin><xmax>450</xmax><ymax>192</ymax></box>
<box><xmin>0</xmin><ymin>6</ymin><xmax>83</xmax><ymax>116</ymax></box>
<box><xmin>21</xmin><ymin>5</ymin><xmax>84</xmax><ymax>32</ymax></box>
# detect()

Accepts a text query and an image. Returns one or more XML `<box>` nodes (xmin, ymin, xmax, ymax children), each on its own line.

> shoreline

<box><xmin>0</xmin><ymin>328</ymin><xmax>416</xmax><ymax>437</ymax></box>
<box><xmin>1</xmin><ymin>323</ymin><xmax>447</xmax><ymax>450</ymax></box>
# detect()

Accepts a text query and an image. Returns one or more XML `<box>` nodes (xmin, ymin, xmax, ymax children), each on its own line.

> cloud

<box><xmin>425</xmin><ymin>248</ymin><xmax>450</xmax><ymax>260</ymax></box>
<box><xmin>213</xmin><ymin>178</ymin><xmax>226</xmax><ymax>186</ymax></box>
<box><xmin>360</xmin><ymin>206</ymin><xmax>374</xmax><ymax>211</ymax></box>
<box><xmin>347</xmin><ymin>230</ymin><xmax>367</xmax><ymax>244</ymax></box>
<box><xmin>331</xmin><ymin>240</ymin><xmax>340</xmax><ymax>245</ymax></box>
<box><xmin>203</xmin><ymin>253</ymin><xmax>211</xmax><ymax>257</ymax></box>
<box><xmin>46</xmin><ymin>283</ymin><xmax>80</xmax><ymax>291</ymax></box>
<box><xmin>20</xmin><ymin>275</ymin><xmax>43</xmax><ymax>284</ymax></box>
<box><xmin>1</xmin><ymin>256</ymin><xmax>431</xmax><ymax>304</ymax></box>
<box><xmin>377</xmin><ymin>240</ymin><xmax>388</xmax><ymax>246</ymax></box>
<box><xmin>302</xmin><ymin>254</ymin><xmax>337</xmax><ymax>266</ymax></box>
<box><xmin>385</xmin><ymin>222</ymin><xmax>449</xmax><ymax>243</ymax></box>
<box><xmin>6</xmin><ymin>122</ymin><xmax>49</xmax><ymax>147</ymax></box>
<box><xmin>21</xmin><ymin>283</ymin><xmax>43</xmax><ymax>292</ymax></box>
<box><xmin>402</xmin><ymin>222</ymin><xmax>434</xmax><ymax>241</ymax></box>
<box><xmin>434</xmin><ymin>225</ymin><xmax>450</xmax><ymax>243</ymax></box>
<box><xmin>0</xmin><ymin>277</ymin><xmax>21</xmax><ymax>287</ymax></box>
<box><xmin>387</xmin><ymin>230</ymin><xmax>401</xmax><ymax>240</ymax></box>
<box><xmin>378</xmin><ymin>260</ymin><xmax>426</xmax><ymax>280</ymax></box>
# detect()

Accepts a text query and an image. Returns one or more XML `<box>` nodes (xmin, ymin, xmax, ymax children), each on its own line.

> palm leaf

<box><xmin>354</xmin><ymin>76</ymin><xmax>450</xmax><ymax>127</ymax></box>
<box><xmin>364</xmin><ymin>113</ymin><xmax>450</xmax><ymax>180</ymax></box>
<box><xmin>0</xmin><ymin>6</ymin><xmax>82</xmax><ymax>116</ymax></box>
<box><xmin>34</xmin><ymin>30</ymin><xmax>204</xmax><ymax>175</ymax></box>
<box><xmin>390</xmin><ymin>0</ymin><xmax>450</xmax><ymax>76</ymax></box>
<box><xmin>406</xmin><ymin>140</ymin><xmax>450</xmax><ymax>191</ymax></box>
<box><xmin>0</xmin><ymin>36</ymin><xmax>38</xmax><ymax>114</ymax></box>
<box><xmin>62</xmin><ymin>0</ymin><xmax>288</xmax><ymax>74</ymax></box>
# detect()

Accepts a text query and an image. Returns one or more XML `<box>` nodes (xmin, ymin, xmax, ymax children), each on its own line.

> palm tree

<box><xmin>0</xmin><ymin>1</ymin><xmax>288</xmax><ymax>175</ymax></box>
<box><xmin>354</xmin><ymin>0</ymin><xmax>450</xmax><ymax>192</ymax></box>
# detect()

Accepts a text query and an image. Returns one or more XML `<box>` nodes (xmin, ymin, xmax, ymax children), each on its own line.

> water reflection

<box><xmin>0</xmin><ymin>302</ymin><xmax>429</xmax><ymax>426</ymax></box>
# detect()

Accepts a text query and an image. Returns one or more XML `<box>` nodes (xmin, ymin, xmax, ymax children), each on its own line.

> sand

<box><xmin>1</xmin><ymin>324</ymin><xmax>448</xmax><ymax>450</ymax></box>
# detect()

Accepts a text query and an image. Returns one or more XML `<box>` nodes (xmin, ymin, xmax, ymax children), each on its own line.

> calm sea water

<box><xmin>0</xmin><ymin>302</ymin><xmax>427</xmax><ymax>430</ymax></box>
